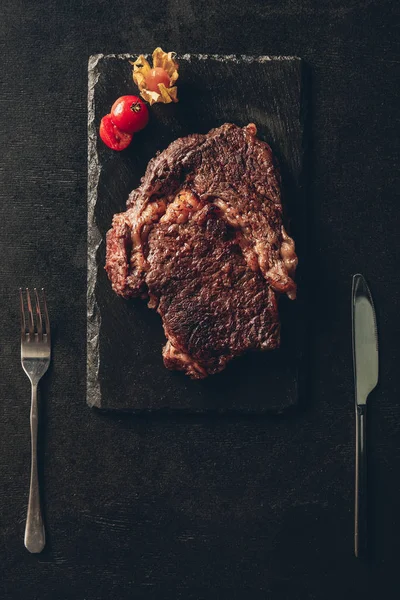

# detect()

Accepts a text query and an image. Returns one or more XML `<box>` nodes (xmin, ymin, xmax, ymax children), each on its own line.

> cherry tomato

<box><xmin>145</xmin><ymin>67</ymin><xmax>171</xmax><ymax>93</ymax></box>
<box><xmin>110</xmin><ymin>95</ymin><xmax>149</xmax><ymax>134</ymax></box>
<box><xmin>99</xmin><ymin>114</ymin><xmax>133</xmax><ymax>151</ymax></box>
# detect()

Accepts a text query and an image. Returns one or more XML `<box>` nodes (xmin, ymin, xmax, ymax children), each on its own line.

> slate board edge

<box><xmin>92</xmin><ymin>52</ymin><xmax>301</xmax><ymax>62</ymax></box>
<box><xmin>87</xmin><ymin>53</ymin><xmax>303</xmax><ymax>411</ymax></box>
<box><xmin>87</xmin><ymin>53</ymin><xmax>103</xmax><ymax>408</ymax></box>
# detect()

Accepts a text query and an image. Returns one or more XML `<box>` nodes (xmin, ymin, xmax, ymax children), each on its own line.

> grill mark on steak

<box><xmin>106</xmin><ymin>123</ymin><xmax>297</xmax><ymax>379</ymax></box>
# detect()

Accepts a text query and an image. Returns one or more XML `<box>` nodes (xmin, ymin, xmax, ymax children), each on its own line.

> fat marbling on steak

<box><xmin>105</xmin><ymin>123</ymin><xmax>297</xmax><ymax>379</ymax></box>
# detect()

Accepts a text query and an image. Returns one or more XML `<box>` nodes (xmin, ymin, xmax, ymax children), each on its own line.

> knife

<box><xmin>352</xmin><ymin>274</ymin><xmax>379</xmax><ymax>558</ymax></box>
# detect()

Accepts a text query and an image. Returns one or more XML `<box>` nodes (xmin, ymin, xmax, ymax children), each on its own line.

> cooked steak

<box><xmin>106</xmin><ymin>123</ymin><xmax>297</xmax><ymax>378</ymax></box>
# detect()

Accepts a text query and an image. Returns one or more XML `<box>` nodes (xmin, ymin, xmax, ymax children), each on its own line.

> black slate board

<box><xmin>87</xmin><ymin>53</ymin><xmax>306</xmax><ymax>412</ymax></box>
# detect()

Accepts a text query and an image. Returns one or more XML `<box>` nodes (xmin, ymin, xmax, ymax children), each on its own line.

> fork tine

<box><xmin>34</xmin><ymin>288</ymin><xmax>43</xmax><ymax>336</ymax></box>
<box><xmin>42</xmin><ymin>288</ymin><xmax>50</xmax><ymax>337</ymax></box>
<box><xmin>26</xmin><ymin>288</ymin><xmax>35</xmax><ymax>335</ymax></box>
<box><xmin>19</xmin><ymin>288</ymin><xmax>26</xmax><ymax>335</ymax></box>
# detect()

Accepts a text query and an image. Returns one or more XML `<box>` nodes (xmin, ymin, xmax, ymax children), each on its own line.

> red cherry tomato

<box><xmin>145</xmin><ymin>67</ymin><xmax>171</xmax><ymax>93</ymax></box>
<box><xmin>99</xmin><ymin>114</ymin><xmax>133</xmax><ymax>151</ymax></box>
<box><xmin>110</xmin><ymin>95</ymin><xmax>149</xmax><ymax>134</ymax></box>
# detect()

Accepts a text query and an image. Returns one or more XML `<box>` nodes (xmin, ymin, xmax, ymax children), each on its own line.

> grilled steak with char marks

<box><xmin>106</xmin><ymin>123</ymin><xmax>297</xmax><ymax>379</ymax></box>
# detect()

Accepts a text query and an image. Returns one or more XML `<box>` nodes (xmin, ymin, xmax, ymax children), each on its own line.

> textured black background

<box><xmin>0</xmin><ymin>1</ymin><xmax>399</xmax><ymax>599</ymax></box>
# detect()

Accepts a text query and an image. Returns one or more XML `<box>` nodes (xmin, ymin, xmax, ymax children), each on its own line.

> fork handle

<box><xmin>24</xmin><ymin>384</ymin><xmax>45</xmax><ymax>553</ymax></box>
<box><xmin>355</xmin><ymin>404</ymin><xmax>367</xmax><ymax>558</ymax></box>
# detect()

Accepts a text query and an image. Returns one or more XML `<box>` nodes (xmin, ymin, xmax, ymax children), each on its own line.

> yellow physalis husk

<box><xmin>131</xmin><ymin>47</ymin><xmax>179</xmax><ymax>105</ymax></box>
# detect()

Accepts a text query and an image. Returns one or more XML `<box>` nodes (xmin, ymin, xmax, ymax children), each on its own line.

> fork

<box><xmin>19</xmin><ymin>288</ymin><xmax>51</xmax><ymax>553</ymax></box>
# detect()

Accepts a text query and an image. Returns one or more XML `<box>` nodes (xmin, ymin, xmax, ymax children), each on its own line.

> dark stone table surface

<box><xmin>0</xmin><ymin>1</ymin><xmax>398</xmax><ymax>598</ymax></box>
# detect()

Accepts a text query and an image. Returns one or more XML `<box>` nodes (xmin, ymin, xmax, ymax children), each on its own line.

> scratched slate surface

<box><xmin>88</xmin><ymin>54</ymin><xmax>306</xmax><ymax>412</ymax></box>
<box><xmin>0</xmin><ymin>1</ymin><xmax>399</xmax><ymax>599</ymax></box>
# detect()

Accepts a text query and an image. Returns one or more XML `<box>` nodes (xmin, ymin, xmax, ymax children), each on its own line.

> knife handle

<box><xmin>355</xmin><ymin>404</ymin><xmax>367</xmax><ymax>558</ymax></box>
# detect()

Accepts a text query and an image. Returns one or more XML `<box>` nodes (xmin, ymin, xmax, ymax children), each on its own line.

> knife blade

<box><xmin>352</xmin><ymin>273</ymin><xmax>379</xmax><ymax>558</ymax></box>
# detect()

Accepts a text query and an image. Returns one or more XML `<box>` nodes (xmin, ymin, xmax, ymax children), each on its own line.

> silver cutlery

<box><xmin>352</xmin><ymin>274</ymin><xmax>379</xmax><ymax>558</ymax></box>
<box><xmin>19</xmin><ymin>288</ymin><xmax>51</xmax><ymax>553</ymax></box>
